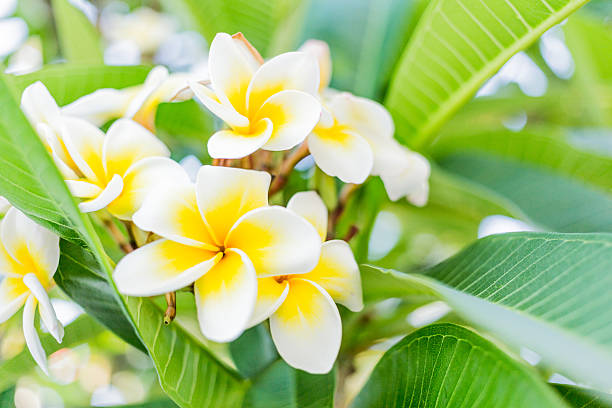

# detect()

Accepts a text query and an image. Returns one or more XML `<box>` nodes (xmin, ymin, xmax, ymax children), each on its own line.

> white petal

<box><xmin>103</xmin><ymin>118</ymin><xmax>170</xmax><ymax>178</ymax></box>
<box><xmin>246</xmin><ymin>52</ymin><xmax>319</xmax><ymax>116</ymax></box>
<box><xmin>194</xmin><ymin>248</ymin><xmax>257</xmax><ymax>342</ymax></box>
<box><xmin>62</xmin><ymin>88</ymin><xmax>132</xmax><ymax>127</ymax></box>
<box><xmin>21</xmin><ymin>81</ymin><xmax>61</xmax><ymax>129</ymax></box>
<box><xmin>407</xmin><ymin>181</ymin><xmax>429</xmax><ymax>207</ymax></box>
<box><xmin>300</xmin><ymin>240</ymin><xmax>363</xmax><ymax>312</ymax></box>
<box><xmin>208</xmin><ymin>32</ymin><xmax>260</xmax><ymax>114</ymax></box>
<box><xmin>270</xmin><ymin>279</ymin><xmax>341</xmax><ymax>374</ymax></box>
<box><xmin>1</xmin><ymin>208</ymin><xmax>60</xmax><ymax>278</ymax></box>
<box><xmin>255</xmin><ymin>90</ymin><xmax>321</xmax><ymax>151</ymax></box>
<box><xmin>23</xmin><ymin>273</ymin><xmax>63</xmax><ymax>343</ymax></box>
<box><xmin>61</xmin><ymin>116</ymin><xmax>106</xmax><ymax>183</ymax></box>
<box><xmin>0</xmin><ymin>17</ymin><xmax>27</xmax><ymax>57</ymax></box>
<box><xmin>207</xmin><ymin>118</ymin><xmax>273</xmax><ymax>159</ymax></box>
<box><xmin>189</xmin><ymin>81</ymin><xmax>249</xmax><ymax>129</ymax></box>
<box><xmin>23</xmin><ymin>296</ymin><xmax>49</xmax><ymax>375</ymax></box>
<box><xmin>0</xmin><ymin>278</ymin><xmax>28</xmax><ymax>323</ymax></box>
<box><xmin>36</xmin><ymin>123</ymin><xmax>78</xmax><ymax>179</ymax></box>
<box><xmin>0</xmin><ymin>196</ymin><xmax>9</xmax><ymax>215</ymax></box>
<box><xmin>375</xmin><ymin>144</ymin><xmax>431</xmax><ymax>202</ymax></box>
<box><xmin>78</xmin><ymin>174</ymin><xmax>123</xmax><ymax>213</ymax></box>
<box><xmin>299</xmin><ymin>39</ymin><xmax>332</xmax><ymax>91</ymax></box>
<box><xmin>113</xmin><ymin>239</ymin><xmax>221</xmax><ymax>296</ymax></box>
<box><xmin>307</xmin><ymin>129</ymin><xmax>373</xmax><ymax>183</ymax></box>
<box><xmin>124</xmin><ymin>66</ymin><xmax>169</xmax><ymax>118</ymax></box>
<box><xmin>133</xmin><ymin>180</ymin><xmax>218</xmax><ymax>250</ymax></box>
<box><xmin>106</xmin><ymin>157</ymin><xmax>187</xmax><ymax>220</ymax></box>
<box><xmin>248</xmin><ymin>277</ymin><xmax>289</xmax><ymax>327</ymax></box>
<box><xmin>195</xmin><ymin>165</ymin><xmax>270</xmax><ymax>245</ymax></box>
<box><xmin>226</xmin><ymin>206</ymin><xmax>321</xmax><ymax>278</ymax></box>
<box><xmin>65</xmin><ymin>180</ymin><xmax>102</xmax><ymax>198</ymax></box>
<box><xmin>287</xmin><ymin>191</ymin><xmax>327</xmax><ymax>241</ymax></box>
<box><xmin>328</xmin><ymin>92</ymin><xmax>394</xmax><ymax>144</ymax></box>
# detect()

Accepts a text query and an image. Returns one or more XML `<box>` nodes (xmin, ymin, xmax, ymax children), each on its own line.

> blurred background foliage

<box><xmin>2</xmin><ymin>0</ymin><xmax>612</xmax><ymax>406</ymax></box>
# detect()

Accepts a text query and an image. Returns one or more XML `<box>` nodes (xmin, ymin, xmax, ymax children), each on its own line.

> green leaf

<box><xmin>385</xmin><ymin>0</ymin><xmax>590</xmax><ymax>147</ymax></box>
<box><xmin>439</xmin><ymin>153</ymin><xmax>612</xmax><ymax>232</ymax></box>
<box><xmin>50</xmin><ymin>0</ymin><xmax>104</xmax><ymax>63</ymax></box>
<box><xmin>230</xmin><ymin>325</ymin><xmax>279</xmax><ymax>378</ymax></box>
<box><xmin>243</xmin><ymin>360</ymin><xmax>336</xmax><ymax>408</ymax></box>
<box><xmin>352</xmin><ymin>323</ymin><xmax>567</xmax><ymax>407</ymax></box>
<box><xmin>0</xmin><ymin>388</ymin><xmax>14</xmax><ymax>406</ymax></box>
<box><xmin>554</xmin><ymin>384</ymin><xmax>612</xmax><ymax>408</ymax></box>
<box><xmin>362</xmin><ymin>232</ymin><xmax>612</xmax><ymax>390</ymax></box>
<box><xmin>173</xmin><ymin>0</ymin><xmax>308</xmax><ymax>56</ymax></box>
<box><xmin>0</xmin><ymin>315</ymin><xmax>104</xmax><ymax>392</ymax></box>
<box><xmin>8</xmin><ymin>64</ymin><xmax>151</xmax><ymax>105</ymax></box>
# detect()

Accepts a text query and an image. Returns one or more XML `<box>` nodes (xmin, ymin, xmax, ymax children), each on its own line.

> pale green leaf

<box><xmin>51</xmin><ymin>0</ymin><xmax>104</xmax><ymax>63</ymax></box>
<box><xmin>386</xmin><ymin>0</ymin><xmax>590</xmax><ymax>147</ymax></box>
<box><xmin>362</xmin><ymin>232</ymin><xmax>612</xmax><ymax>390</ymax></box>
<box><xmin>353</xmin><ymin>323</ymin><xmax>567</xmax><ymax>407</ymax></box>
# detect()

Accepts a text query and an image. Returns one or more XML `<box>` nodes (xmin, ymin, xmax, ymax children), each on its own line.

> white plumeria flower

<box><xmin>0</xmin><ymin>0</ymin><xmax>28</xmax><ymax>58</ymax></box>
<box><xmin>0</xmin><ymin>196</ymin><xmax>10</xmax><ymax>215</ymax></box>
<box><xmin>62</xmin><ymin>66</ymin><xmax>194</xmax><ymax>130</ymax></box>
<box><xmin>189</xmin><ymin>32</ymin><xmax>322</xmax><ymax>159</ymax></box>
<box><xmin>251</xmin><ymin>191</ymin><xmax>363</xmax><ymax>374</ymax></box>
<box><xmin>0</xmin><ymin>208</ymin><xmax>63</xmax><ymax>375</ymax></box>
<box><xmin>299</xmin><ymin>39</ymin><xmax>332</xmax><ymax>93</ymax></box>
<box><xmin>113</xmin><ymin>166</ymin><xmax>321</xmax><ymax>343</ymax></box>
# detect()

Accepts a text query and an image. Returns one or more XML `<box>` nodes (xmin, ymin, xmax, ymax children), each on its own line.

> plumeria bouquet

<box><xmin>1</xmin><ymin>0</ymin><xmax>612</xmax><ymax>407</ymax></box>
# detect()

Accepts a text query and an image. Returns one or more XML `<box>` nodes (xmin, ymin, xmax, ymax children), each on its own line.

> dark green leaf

<box><xmin>353</xmin><ymin>323</ymin><xmax>566</xmax><ymax>407</ymax></box>
<box><xmin>554</xmin><ymin>384</ymin><xmax>612</xmax><ymax>408</ymax></box>
<box><xmin>0</xmin><ymin>387</ymin><xmax>14</xmax><ymax>406</ymax></box>
<box><xmin>230</xmin><ymin>325</ymin><xmax>278</xmax><ymax>378</ymax></box>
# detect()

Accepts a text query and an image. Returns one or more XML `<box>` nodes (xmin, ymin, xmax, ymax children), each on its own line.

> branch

<box><xmin>268</xmin><ymin>142</ymin><xmax>310</xmax><ymax>196</ymax></box>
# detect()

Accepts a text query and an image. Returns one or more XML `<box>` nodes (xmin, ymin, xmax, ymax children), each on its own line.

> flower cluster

<box><xmin>4</xmin><ymin>32</ymin><xmax>430</xmax><ymax>374</ymax></box>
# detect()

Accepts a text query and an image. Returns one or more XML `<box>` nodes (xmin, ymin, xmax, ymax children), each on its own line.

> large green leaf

<box><xmin>0</xmin><ymin>387</ymin><xmax>14</xmax><ymax>406</ymax></box>
<box><xmin>554</xmin><ymin>385</ymin><xmax>612</xmax><ymax>407</ymax></box>
<box><xmin>362</xmin><ymin>232</ymin><xmax>612</xmax><ymax>390</ymax></box>
<box><xmin>385</xmin><ymin>0</ymin><xmax>590</xmax><ymax>147</ymax></box>
<box><xmin>8</xmin><ymin>64</ymin><xmax>151</xmax><ymax>105</ymax></box>
<box><xmin>0</xmin><ymin>315</ymin><xmax>104</xmax><ymax>392</ymax></box>
<box><xmin>439</xmin><ymin>153</ymin><xmax>612</xmax><ymax>232</ymax></box>
<box><xmin>353</xmin><ymin>323</ymin><xmax>566</xmax><ymax>407</ymax></box>
<box><xmin>51</xmin><ymin>0</ymin><xmax>104</xmax><ymax>63</ymax></box>
<box><xmin>173</xmin><ymin>0</ymin><xmax>308</xmax><ymax>56</ymax></box>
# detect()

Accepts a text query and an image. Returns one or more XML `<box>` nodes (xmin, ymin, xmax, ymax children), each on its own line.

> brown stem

<box><xmin>105</xmin><ymin>219</ymin><xmax>133</xmax><ymax>253</ymax></box>
<box><xmin>328</xmin><ymin>183</ymin><xmax>360</xmax><ymax>239</ymax></box>
<box><xmin>268</xmin><ymin>143</ymin><xmax>310</xmax><ymax>196</ymax></box>
<box><xmin>164</xmin><ymin>292</ymin><xmax>177</xmax><ymax>325</ymax></box>
<box><xmin>343</xmin><ymin>225</ymin><xmax>359</xmax><ymax>242</ymax></box>
<box><xmin>212</xmin><ymin>158</ymin><xmax>223</xmax><ymax>166</ymax></box>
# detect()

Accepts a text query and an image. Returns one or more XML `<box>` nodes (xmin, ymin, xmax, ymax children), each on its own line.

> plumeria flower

<box><xmin>300</xmin><ymin>39</ymin><xmax>431</xmax><ymax>203</ymax></box>
<box><xmin>250</xmin><ymin>191</ymin><xmax>363</xmax><ymax>374</ymax></box>
<box><xmin>189</xmin><ymin>32</ymin><xmax>322</xmax><ymax>159</ymax></box>
<box><xmin>113</xmin><ymin>166</ymin><xmax>321</xmax><ymax>343</ymax></box>
<box><xmin>0</xmin><ymin>0</ymin><xmax>28</xmax><ymax>58</ymax></box>
<box><xmin>62</xmin><ymin>66</ymin><xmax>194</xmax><ymax>130</ymax></box>
<box><xmin>0</xmin><ymin>197</ymin><xmax>10</xmax><ymax>216</ymax></box>
<box><xmin>0</xmin><ymin>207</ymin><xmax>63</xmax><ymax>375</ymax></box>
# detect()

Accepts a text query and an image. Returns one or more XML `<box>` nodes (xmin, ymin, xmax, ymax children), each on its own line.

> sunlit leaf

<box><xmin>51</xmin><ymin>0</ymin><xmax>103</xmax><ymax>63</ymax></box>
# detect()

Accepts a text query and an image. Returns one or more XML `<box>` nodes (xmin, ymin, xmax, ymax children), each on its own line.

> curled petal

<box><xmin>61</xmin><ymin>88</ymin><xmax>132</xmax><ymax>126</ymax></box>
<box><xmin>0</xmin><ymin>277</ymin><xmax>28</xmax><ymax>323</ymax></box>
<box><xmin>300</xmin><ymin>240</ymin><xmax>363</xmax><ymax>312</ymax></box>
<box><xmin>226</xmin><ymin>206</ymin><xmax>321</xmax><ymax>278</ymax></box>
<box><xmin>247</xmin><ymin>52</ymin><xmax>320</xmax><ymax>116</ymax></box>
<box><xmin>103</xmin><ymin>118</ymin><xmax>170</xmax><ymax>178</ymax></box>
<box><xmin>207</xmin><ymin>118</ymin><xmax>272</xmax><ymax>159</ymax></box>
<box><xmin>23</xmin><ymin>273</ymin><xmax>63</xmax><ymax>343</ymax></box>
<box><xmin>307</xmin><ymin>129</ymin><xmax>373</xmax><ymax>184</ymax></box>
<box><xmin>21</xmin><ymin>81</ymin><xmax>61</xmax><ymax>129</ymax></box>
<box><xmin>194</xmin><ymin>248</ymin><xmax>257</xmax><ymax>342</ymax></box>
<box><xmin>1</xmin><ymin>208</ymin><xmax>60</xmax><ymax>280</ymax></box>
<box><xmin>209</xmin><ymin>33</ymin><xmax>260</xmax><ymax>115</ymax></box>
<box><xmin>65</xmin><ymin>180</ymin><xmax>102</xmax><ymax>198</ymax></box>
<box><xmin>270</xmin><ymin>279</ymin><xmax>341</xmax><ymax>374</ymax></box>
<box><xmin>287</xmin><ymin>191</ymin><xmax>328</xmax><ymax>242</ymax></box>
<box><xmin>133</xmin><ymin>180</ymin><xmax>217</xmax><ymax>250</ymax></box>
<box><xmin>189</xmin><ymin>81</ymin><xmax>249</xmax><ymax>129</ymax></box>
<box><xmin>124</xmin><ymin>66</ymin><xmax>169</xmax><ymax>118</ymax></box>
<box><xmin>113</xmin><ymin>239</ymin><xmax>221</xmax><ymax>296</ymax></box>
<box><xmin>195</xmin><ymin>165</ymin><xmax>270</xmax><ymax>245</ymax></box>
<box><xmin>61</xmin><ymin>117</ymin><xmax>106</xmax><ymax>183</ymax></box>
<box><xmin>248</xmin><ymin>277</ymin><xmax>289</xmax><ymax>328</ymax></box>
<box><xmin>78</xmin><ymin>174</ymin><xmax>123</xmax><ymax>213</ymax></box>
<box><xmin>23</xmin><ymin>296</ymin><xmax>49</xmax><ymax>375</ymax></box>
<box><xmin>107</xmin><ymin>157</ymin><xmax>187</xmax><ymax>220</ymax></box>
<box><xmin>255</xmin><ymin>90</ymin><xmax>321</xmax><ymax>151</ymax></box>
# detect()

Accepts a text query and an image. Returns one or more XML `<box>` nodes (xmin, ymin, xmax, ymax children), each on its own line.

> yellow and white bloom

<box><xmin>113</xmin><ymin>166</ymin><xmax>321</xmax><ymax>342</ymax></box>
<box><xmin>251</xmin><ymin>191</ymin><xmax>363</xmax><ymax>374</ymax></box>
<box><xmin>62</xmin><ymin>66</ymin><xmax>194</xmax><ymax>130</ymax></box>
<box><xmin>189</xmin><ymin>32</ymin><xmax>322</xmax><ymax>159</ymax></box>
<box><xmin>0</xmin><ymin>207</ymin><xmax>62</xmax><ymax>375</ymax></box>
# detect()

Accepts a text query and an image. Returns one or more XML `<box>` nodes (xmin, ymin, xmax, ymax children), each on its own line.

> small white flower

<box><xmin>251</xmin><ymin>191</ymin><xmax>363</xmax><ymax>374</ymax></box>
<box><xmin>0</xmin><ymin>208</ymin><xmax>62</xmax><ymax>375</ymax></box>
<box><xmin>0</xmin><ymin>0</ymin><xmax>28</xmax><ymax>58</ymax></box>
